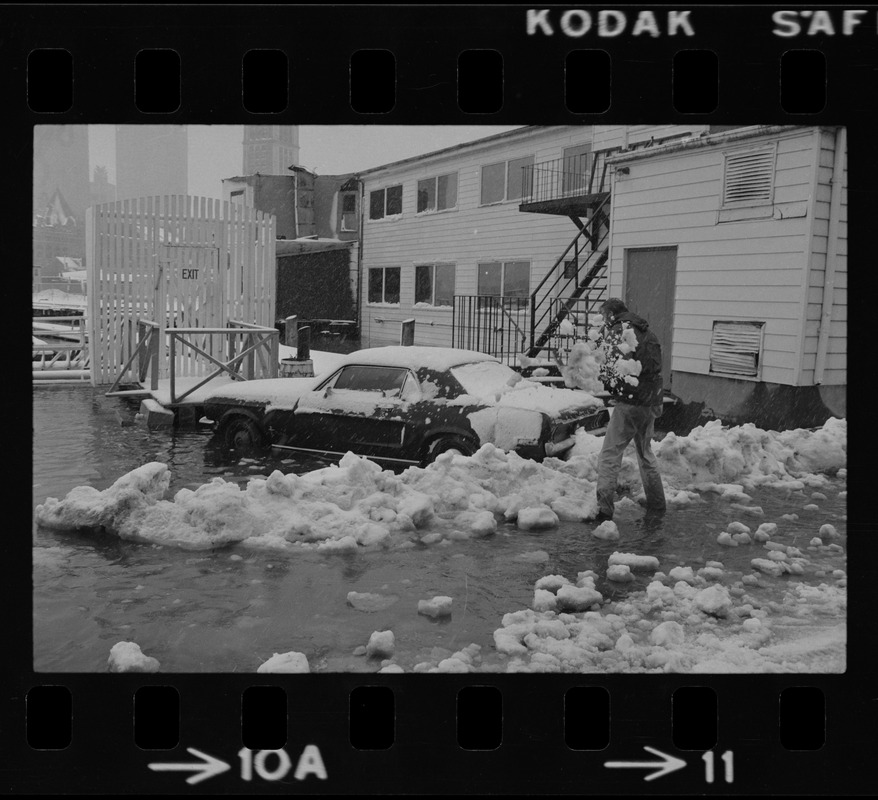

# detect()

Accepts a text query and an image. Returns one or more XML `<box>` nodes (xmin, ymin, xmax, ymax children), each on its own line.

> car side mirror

<box><xmin>323</xmin><ymin>386</ymin><xmax>333</xmax><ymax>399</ymax></box>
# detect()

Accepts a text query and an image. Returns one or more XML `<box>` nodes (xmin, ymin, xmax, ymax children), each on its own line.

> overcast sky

<box><xmin>88</xmin><ymin>125</ymin><xmax>523</xmax><ymax>199</ymax></box>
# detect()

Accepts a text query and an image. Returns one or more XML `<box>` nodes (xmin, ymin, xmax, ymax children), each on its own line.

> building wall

<box><xmin>607</xmin><ymin>127</ymin><xmax>821</xmax><ymax>390</ymax></box>
<box><xmin>359</xmin><ymin>124</ymin><xmax>704</xmax><ymax>349</ymax></box>
<box><xmin>243</xmin><ymin>125</ymin><xmax>300</xmax><ymax>175</ymax></box>
<box><xmin>800</xmin><ymin>127</ymin><xmax>847</xmax><ymax>387</ymax></box>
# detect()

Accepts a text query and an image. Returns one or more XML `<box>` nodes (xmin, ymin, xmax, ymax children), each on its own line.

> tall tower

<box><xmin>33</xmin><ymin>126</ymin><xmax>90</xmax><ymax>221</ymax></box>
<box><xmin>115</xmin><ymin>125</ymin><xmax>188</xmax><ymax>200</ymax></box>
<box><xmin>243</xmin><ymin>126</ymin><xmax>299</xmax><ymax>175</ymax></box>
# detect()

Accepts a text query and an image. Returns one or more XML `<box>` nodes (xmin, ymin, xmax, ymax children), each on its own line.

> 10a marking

<box><xmin>702</xmin><ymin>750</ymin><xmax>734</xmax><ymax>783</ymax></box>
<box><xmin>237</xmin><ymin>746</ymin><xmax>327</xmax><ymax>782</ymax></box>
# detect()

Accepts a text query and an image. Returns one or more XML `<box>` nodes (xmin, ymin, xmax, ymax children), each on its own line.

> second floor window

<box><xmin>369</xmin><ymin>185</ymin><xmax>403</xmax><ymax>220</ymax></box>
<box><xmin>480</xmin><ymin>156</ymin><xmax>534</xmax><ymax>205</ymax></box>
<box><xmin>417</xmin><ymin>173</ymin><xmax>458</xmax><ymax>213</ymax></box>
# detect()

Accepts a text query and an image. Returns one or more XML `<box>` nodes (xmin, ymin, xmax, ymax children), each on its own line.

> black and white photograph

<box><xmin>31</xmin><ymin>122</ymin><xmax>847</xmax><ymax>675</ymax></box>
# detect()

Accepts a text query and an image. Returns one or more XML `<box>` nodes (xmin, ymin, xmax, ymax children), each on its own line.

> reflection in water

<box><xmin>33</xmin><ymin>386</ymin><xmax>846</xmax><ymax>672</ymax></box>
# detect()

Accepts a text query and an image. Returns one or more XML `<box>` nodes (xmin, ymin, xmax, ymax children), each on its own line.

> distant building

<box><xmin>33</xmin><ymin>189</ymin><xmax>85</xmax><ymax>272</ymax></box>
<box><xmin>33</xmin><ymin>126</ymin><xmax>90</xmax><ymax>222</ymax></box>
<box><xmin>90</xmin><ymin>165</ymin><xmax>116</xmax><ymax>207</ymax></box>
<box><xmin>243</xmin><ymin>126</ymin><xmax>299</xmax><ymax>175</ymax></box>
<box><xmin>115</xmin><ymin>125</ymin><xmax>188</xmax><ymax>200</ymax></box>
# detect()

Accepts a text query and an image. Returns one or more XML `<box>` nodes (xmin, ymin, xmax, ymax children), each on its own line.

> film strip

<box><xmin>8</xmin><ymin>3</ymin><xmax>875</xmax><ymax>795</ymax></box>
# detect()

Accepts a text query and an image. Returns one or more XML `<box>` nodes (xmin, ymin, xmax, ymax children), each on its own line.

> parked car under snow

<box><xmin>202</xmin><ymin>346</ymin><xmax>609</xmax><ymax>467</ymax></box>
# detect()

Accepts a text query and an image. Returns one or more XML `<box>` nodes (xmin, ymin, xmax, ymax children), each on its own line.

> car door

<box><xmin>291</xmin><ymin>364</ymin><xmax>419</xmax><ymax>462</ymax></box>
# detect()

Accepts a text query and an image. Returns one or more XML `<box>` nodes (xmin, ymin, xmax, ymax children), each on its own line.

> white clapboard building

<box><xmin>355</xmin><ymin>124</ymin><xmax>846</xmax><ymax>428</ymax></box>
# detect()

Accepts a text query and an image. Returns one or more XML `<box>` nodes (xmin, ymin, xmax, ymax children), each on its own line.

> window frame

<box><xmin>368</xmin><ymin>184</ymin><xmax>404</xmax><ymax>221</ymax></box>
<box><xmin>479</xmin><ymin>155</ymin><xmax>535</xmax><ymax>206</ymax></box>
<box><xmin>414</xmin><ymin>262</ymin><xmax>456</xmax><ymax>308</ymax></box>
<box><xmin>416</xmin><ymin>171</ymin><xmax>459</xmax><ymax>215</ymax></box>
<box><xmin>367</xmin><ymin>266</ymin><xmax>401</xmax><ymax>305</ymax></box>
<box><xmin>476</xmin><ymin>259</ymin><xmax>531</xmax><ymax>302</ymax></box>
<box><xmin>340</xmin><ymin>191</ymin><xmax>359</xmax><ymax>232</ymax></box>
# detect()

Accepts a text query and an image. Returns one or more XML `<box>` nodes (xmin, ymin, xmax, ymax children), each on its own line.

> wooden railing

<box><xmin>107</xmin><ymin>320</ymin><xmax>279</xmax><ymax>404</ymax></box>
<box><xmin>32</xmin><ymin>316</ymin><xmax>89</xmax><ymax>377</ymax></box>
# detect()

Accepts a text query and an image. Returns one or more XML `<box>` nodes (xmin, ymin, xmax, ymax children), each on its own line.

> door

<box><xmin>623</xmin><ymin>246</ymin><xmax>677</xmax><ymax>389</ymax></box>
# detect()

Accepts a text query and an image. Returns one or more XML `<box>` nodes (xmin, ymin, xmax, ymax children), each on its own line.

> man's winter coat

<box><xmin>600</xmin><ymin>311</ymin><xmax>664</xmax><ymax>407</ymax></box>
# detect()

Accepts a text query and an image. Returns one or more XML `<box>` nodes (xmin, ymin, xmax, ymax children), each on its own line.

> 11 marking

<box><xmin>702</xmin><ymin>750</ymin><xmax>734</xmax><ymax>783</ymax></box>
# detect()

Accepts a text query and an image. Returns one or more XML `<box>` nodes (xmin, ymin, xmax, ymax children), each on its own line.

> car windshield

<box><xmin>450</xmin><ymin>361</ymin><xmax>522</xmax><ymax>398</ymax></box>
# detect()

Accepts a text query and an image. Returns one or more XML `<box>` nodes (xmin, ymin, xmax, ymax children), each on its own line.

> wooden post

<box><xmin>169</xmin><ymin>332</ymin><xmax>176</xmax><ymax>403</ymax></box>
<box><xmin>246</xmin><ymin>331</ymin><xmax>255</xmax><ymax>379</ymax></box>
<box><xmin>285</xmin><ymin>315</ymin><xmax>298</xmax><ymax>348</ymax></box>
<box><xmin>401</xmin><ymin>318</ymin><xmax>415</xmax><ymax>346</ymax></box>
<box><xmin>297</xmin><ymin>325</ymin><xmax>311</xmax><ymax>361</ymax></box>
<box><xmin>150</xmin><ymin>328</ymin><xmax>159</xmax><ymax>391</ymax></box>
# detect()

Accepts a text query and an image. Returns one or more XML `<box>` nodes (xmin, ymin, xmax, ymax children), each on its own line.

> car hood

<box><xmin>203</xmin><ymin>376</ymin><xmax>322</xmax><ymax>409</ymax></box>
<box><xmin>451</xmin><ymin>382</ymin><xmax>605</xmax><ymax>418</ymax></box>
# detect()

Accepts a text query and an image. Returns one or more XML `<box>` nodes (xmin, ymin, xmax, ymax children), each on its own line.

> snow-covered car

<box><xmin>202</xmin><ymin>346</ymin><xmax>609</xmax><ymax>467</ymax></box>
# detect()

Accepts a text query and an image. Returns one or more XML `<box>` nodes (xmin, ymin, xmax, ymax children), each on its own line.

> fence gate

<box><xmin>86</xmin><ymin>195</ymin><xmax>276</xmax><ymax>386</ymax></box>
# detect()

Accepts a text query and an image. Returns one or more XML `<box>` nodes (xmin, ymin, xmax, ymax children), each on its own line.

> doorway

<box><xmin>623</xmin><ymin>246</ymin><xmax>677</xmax><ymax>388</ymax></box>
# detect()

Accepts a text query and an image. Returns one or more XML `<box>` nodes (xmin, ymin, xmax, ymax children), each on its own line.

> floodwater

<box><xmin>32</xmin><ymin>385</ymin><xmax>847</xmax><ymax>673</ymax></box>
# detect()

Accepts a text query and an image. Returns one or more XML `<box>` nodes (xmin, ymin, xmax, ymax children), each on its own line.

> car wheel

<box><xmin>222</xmin><ymin>416</ymin><xmax>265</xmax><ymax>451</ymax></box>
<box><xmin>423</xmin><ymin>435</ymin><xmax>476</xmax><ymax>466</ymax></box>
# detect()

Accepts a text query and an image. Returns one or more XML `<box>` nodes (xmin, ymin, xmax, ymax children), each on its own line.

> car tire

<box><xmin>422</xmin><ymin>435</ymin><xmax>476</xmax><ymax>466</ymax></box>
<box><xmin>221</xmin><ymin>416</ymin><xmax>265</xmax><ymax>451</ymax></box>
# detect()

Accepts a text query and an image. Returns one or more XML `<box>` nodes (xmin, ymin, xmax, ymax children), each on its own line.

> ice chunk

<box><xmin>732</xmin><ymin>533</ymin><xmax>752</xmax><ymax>545</ymax></box>
<box><xmin>607</xmin><ymin>564</ymin><xmax>634</xmax><ymax>582</ymax></box>
<box><xmin>555</xmin><ymin>584</ymin><xmax>602</xmax><ymax>611</ymax></box>
<box><xmin>108</xmin><ymin>641</ymin><xmax>160</xmax><ymax>673</ymax></box>
<box><xmin>347</xmin><ymin>591</ymin><xmax>399</xmax><ymax>612</ymax></box>
<box><xmin>727</xmin><ymin>522</ymin><xmax>752</xmax><ymax>534</ymax></box>
<box><xmin>742</xmin><ymin>618</ymin><xmax>762</xmax><ymax>632</ymax></box>
<box><xmin>533</xmin><ymin>588</ymin><xmax>559</xmax><ymax>612</ymax></box>
<box><xmin>534</xmin><ymin>574</ymin><xmax>571</xmax><ymax>592</ymax></box>
<box><xmin>650</xmin><ymin>620</ymin><xmax>685</xmax><ymax>646</ymax></box>
<box><xmin>668</xmin><ymin>566</ymin><xmax>696</xmax><ymax>584</ymax></box>
<box><xmin>608</xmin><ymin>552</ymin><xmax>660</xmax><ymax>571</ymax></box>
<box><xmin>418</xmin><ymin>596</ymin><xmax>453</xmax><ymax>618</ymax></box>
<box><xmin>697</xmin><ymin>567</ymin><xmax>724</xmax><ymax>581</ymax></box>
<box><xmin>716</xmin><ymin>532</ymin><xmax>738</xmax><ymax>547</ymax></box>
<box><xmin>819</xmin><ymin>524</ymin><xmax>839</xmax><ymax>539</ymax></box>
<box><xmin>366</xmin><ymin>630</ymin><xmax>395</xmax><ymax>658</ymax></box>
<box><xmin>378</xmin><ymin>663</ymin><xmax>405</xmax><ymax>673</ymax></box>
<box><xmin>810</xmin><ymin>537</ymin><xmax>823</xmax><ymax>547</ymax></box>
<box><xmin>694</xmin><ymin>585</ymin><xmax>732</xmax><ymax>617</ymax></box>
<box><xmin>751</xmin><ymin>558</ymin><xmax>784</xmax><ymax>577</ymax></box>
<box><xmin>517</xmin><ymin>505</ymin><xmax>559</xmax><ymax>531</ymax></box>
<box><xmin>592</xmin><ymin>520</ymin><xmax>620</xmax><ymax>540</ymax></box>
<box><xmin>257</xmin><ymin>651</ymin><xmax>310</xmax><ymax>673</ymax></box>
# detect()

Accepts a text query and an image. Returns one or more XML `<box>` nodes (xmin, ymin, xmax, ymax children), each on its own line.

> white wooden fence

<box><xmin>86</xmin><ymin>195</ymin><xmax>276</xmax><ymax>386</ymax></box>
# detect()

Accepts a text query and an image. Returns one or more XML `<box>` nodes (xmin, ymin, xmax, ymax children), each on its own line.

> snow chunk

<box><xmin>727</xmin><ymin>522</ymin><xmax>751</xmax><ymax>535</ymax></box>
<box><xmin>535</xmin><ymin>574</ymin><xmax>571</xmax><ymax>592</ymax></box>
<box><xmin>592</xmin><ymin>520</ymin><xmax>620</xmax><ymax>540</ymax></box>
<box><xmin>608</xmin><ymin>552</ymin><xmax>660</xmax><ymax>571</ymax></box>
<box><xmin>347</xmin><ymin>591</ymin><xmax>399</xmax><ymax>612</ymax></box>
<box><xmin>819</xmin><ymin>524</ymin><xmax>839</xmax><ymax>540</ymax></box>
<box><xmin>366</xmin><ymin>631</ymin><xmax>395</xmax><ymax>658</ymax></box>
<box><xmin>257</xmin><ymin>651</ymin><xmax>310</xmax><ymax>673</ymax></box>
<box><xmin>751</xmin><ymin>558</ymin><xmax>784</xmax><ymax>577</ymax></box>
<box><xmin>555</xmin><ymin>584</ymin><xmax>603</xmax><ymax>611</ymax></box>
<box><xmin>694</xmin><ymin>585</ymin><xmax>732</xmax><ymax>617</ymax></box>
<box><xmin>668</xmin><ymin>566</ymin><xmax>696</xmax><ymax>584</ymax></box>
<box><xmin>650</xmin><ymin>620</ymin><xmax>685</xmax><ymax>646</ymax></box>
<box><xmin>607</xmin><ymin>564</ymin><xmax>634</xmax><ymax>583</ymax></box>
<box><xmin>108</xmin><ymin>641</ymin><xmax>160</xmax><ymax>673</ymax></box>
<box><xmin>516</xmin><ymin>505</ymin><xmax>559</xmax><ymax>531</ymax></box>
<box><xmin>716</xmin><ymin>532</ymin><xmax>738</xmax><ymax>547</ymax></box>
<box><xmin>418</xmin><ymin>596</ymin><xmax>453</xmax><ymax>619</ymax></box>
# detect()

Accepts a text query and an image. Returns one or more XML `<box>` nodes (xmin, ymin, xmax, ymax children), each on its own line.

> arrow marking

<box><xmin>149</xmin><ymin>747</ymin><xmax>231</xmax><ymax>785</ymax></box>
<box><xmin>604</xmin><ymin>746</ymin><xmax>687</xmax><ymax>781</ymax></box>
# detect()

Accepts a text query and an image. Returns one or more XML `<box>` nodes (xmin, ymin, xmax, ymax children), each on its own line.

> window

<box><xmin>332</xmin><ymin>365</ymin><xmax>409</xmax><ymax>394</ymax></box>
<box><xmin>341</xmin><ymin>192</ymin><xmax>358</xmax><ymax>231</ymax></box>
<box><xmin>369</xmin><ymin>185</ymin><xmax>403</xmax><ymax>220</ymax></box>
<box><xmin>480</xmin><ymin>156</ymin><xmax>534</xmax><ymax>204</ymax></box>
<box><xmin>477</xmin><ymin>260</ymin><xmax>530</xmax><ymax>299</ymax></box>
<box><xmin>722</xmin><ymin>146</ymin><xmax>776</xmax><ymax>207</ymax></box>
<box><xmin>709</xmin><ymin>321</ymin><xmax>765</xmax><ymax>377</ymax></box>
<box><xmin>414</xmin><ymin>263</ymin><xmax>456</xmax><ymax>307</ymax></box>
<box><xmin>417</xmin><ymin>173</ymin><xmax>458</xmax><ymax>213</ymax></box>
<box><xmin>230</xmin><ymin>189</ymin><xmax>245</xmax><ymax>206</ymax></box>
<box><xmin>367</xmin><ymin>267</ymin><xmax>401</xmax><ymax>304</ymax></box>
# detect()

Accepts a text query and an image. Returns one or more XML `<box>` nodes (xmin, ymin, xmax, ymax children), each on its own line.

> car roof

<box><xmin>334</xmin><ymin>346</ymin><xmax>501</xmax><ymax>373</ymax></box>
